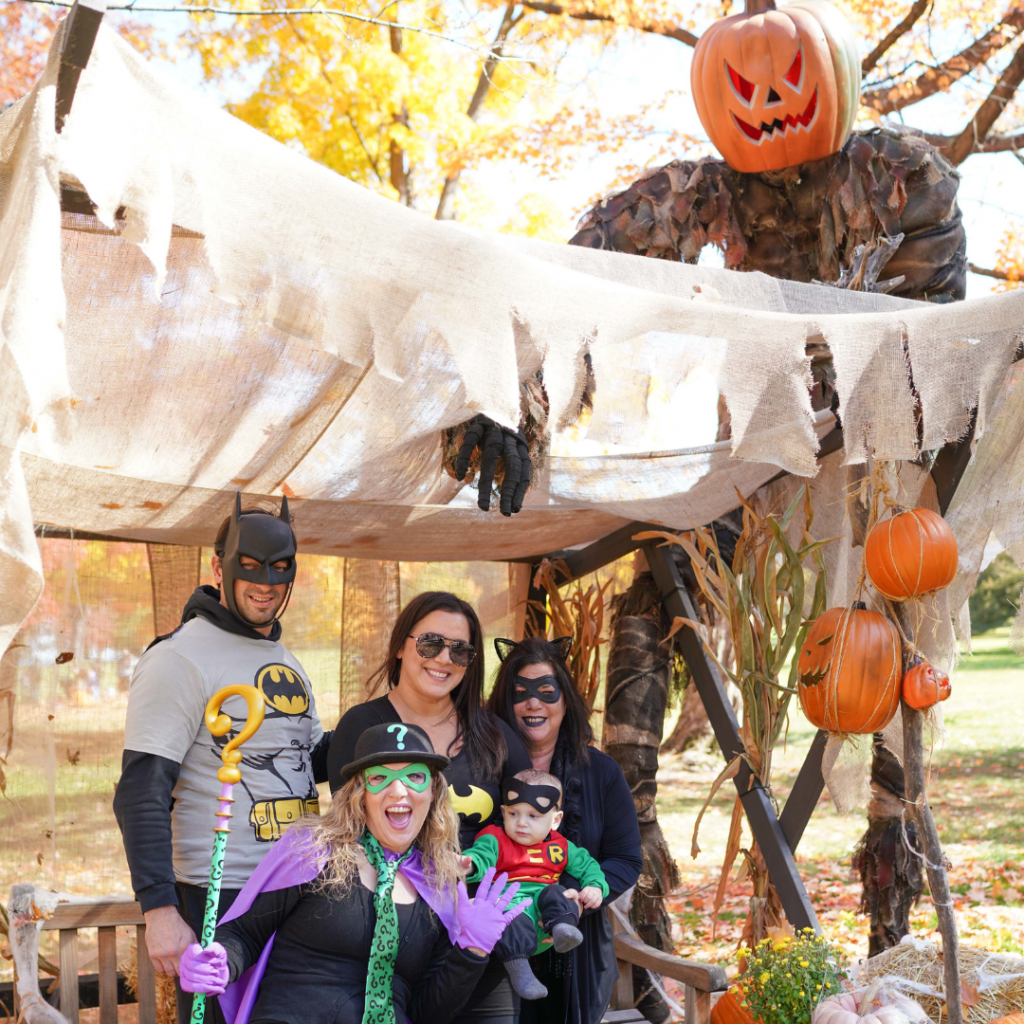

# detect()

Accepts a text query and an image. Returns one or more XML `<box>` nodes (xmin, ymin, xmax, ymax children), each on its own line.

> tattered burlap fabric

<box><xmin>0</xmin><ymin>24</ymin><xmax>1023</xmax><ymax>672</ymax></box>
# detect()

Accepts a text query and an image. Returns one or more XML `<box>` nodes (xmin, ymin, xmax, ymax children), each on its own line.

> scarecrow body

<box><xmin>570</xmin><ymin>125</ymin><xmax>966</xmax><ymax>303</ymax></box>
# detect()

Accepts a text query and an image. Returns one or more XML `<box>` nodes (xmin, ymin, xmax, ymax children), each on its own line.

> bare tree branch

<box><xmin>435</xmin><ymin>2</ymin><xmax>522</xmax><ymax>220</ymax></box>
<box><xmin>520</xmin><ymin>0</ymin><xmax>698</xmax><ymax>47</ymax></box>
<box><xmin>943</xmin><ymin>38</ymin><xmax>1024</xmax><ymax>163</ymax></box>
<box><xmin>863</xmin><ymin>3</ymin><xmax>1024</xmax><ymax>114</ymax></box>
<box><xmin>969</xmin><ymin>262</ymin><xmax>1011</xmax><ymax>279</ymax></box>
<box><xmin>861</xmin><ymin>0</ymin><xmax>931</xmax><ymax>77</ymax></box>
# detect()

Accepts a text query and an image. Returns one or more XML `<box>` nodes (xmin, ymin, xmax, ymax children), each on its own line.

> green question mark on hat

<box><xmin>387</xmin><ymin>723</ymin><xmax>409</xmax><ymax>750</ymax></box>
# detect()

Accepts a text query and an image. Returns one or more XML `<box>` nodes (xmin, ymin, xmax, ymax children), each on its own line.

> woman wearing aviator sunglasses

<box><xmin>327</xmin><ymin>591</ymin><xmax>532</xmax><ymax>1023</ymax></box>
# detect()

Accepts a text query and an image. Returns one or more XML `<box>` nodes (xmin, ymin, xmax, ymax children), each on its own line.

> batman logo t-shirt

<box><xmin>123</xmin><ymin>617</ymin><xmax>323</xmax><ymax>887</ymax></box>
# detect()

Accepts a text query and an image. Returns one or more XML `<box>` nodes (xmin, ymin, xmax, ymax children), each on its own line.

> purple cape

<box><xmin>216</xmin><ymin>827</ymin><xmax>460</xmax><ymax>1024</ymax></box>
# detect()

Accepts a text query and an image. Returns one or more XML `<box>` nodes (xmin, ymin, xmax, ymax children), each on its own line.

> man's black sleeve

<box><xmin>310</xmin><ymin>731</ymin><xmax>333</xmax><ymax>785</ymax></box>
<box><xmin>113</xmin><ymin>749</ymin><xmax>181</xmax><ymax>912</ymax></box>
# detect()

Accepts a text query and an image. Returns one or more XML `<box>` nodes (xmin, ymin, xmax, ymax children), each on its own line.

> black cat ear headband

<box><xmin>493</xmin><ymin>636</ymin><xmax>572</xmax><ymax>663</ymax></box>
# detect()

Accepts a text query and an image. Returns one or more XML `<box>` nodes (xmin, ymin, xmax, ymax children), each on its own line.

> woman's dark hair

<box><xmin>369</xmin><ymin>591</ymin><xmax>505</xmax><ymax>780</ymax></box>
<box><xmin>487</xmin><ymin>636</ymin><xmax>593</xmax><ymax>766</ymax></box>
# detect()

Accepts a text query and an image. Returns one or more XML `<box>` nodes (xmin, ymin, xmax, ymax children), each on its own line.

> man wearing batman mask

<box><xmin>114</xmin><ymin>496</ymin><xmax>332</xmax><ymax>1024</ymax></box>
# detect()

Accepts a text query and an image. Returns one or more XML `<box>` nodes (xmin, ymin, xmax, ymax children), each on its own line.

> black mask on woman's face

<box><xmin>512</xmin><ymin>674</ymin><xmax>562</xmax><ymax>704</ymax></box>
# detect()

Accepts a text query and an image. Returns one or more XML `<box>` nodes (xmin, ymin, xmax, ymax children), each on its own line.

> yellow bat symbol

<box><xmin>256</xmin><ymin>664</ymin><xmax>309</xmax><ymax>715</ymax></box>
<box><xmin>447</xmin><ymin>784</ymin><xmax>494</xmax><ymax>822</ymax></box>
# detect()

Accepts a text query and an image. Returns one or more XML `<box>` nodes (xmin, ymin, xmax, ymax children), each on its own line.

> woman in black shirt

<box><xmin>327</xmin><ymin>591</ymin><xmax>531</xmax><ymax>1021</ymax></box>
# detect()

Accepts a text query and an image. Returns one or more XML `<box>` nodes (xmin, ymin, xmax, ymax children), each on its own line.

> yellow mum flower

<box><xmin>759</xmin><ymin>973</ymin><xmax>770</xmax><ymax>984</ymax></box>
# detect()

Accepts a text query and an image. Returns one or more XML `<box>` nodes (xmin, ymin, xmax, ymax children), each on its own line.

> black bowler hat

<box><xmin>341</xmin><ymin>722</ymin><xmax>451</xmax><ymax>780</ymax></box>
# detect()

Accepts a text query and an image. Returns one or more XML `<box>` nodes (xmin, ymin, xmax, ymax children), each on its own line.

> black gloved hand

<box><xmin>455</xmin><ymin>415</ymin><xmax>531</xmax><ymax>517</ymax></box>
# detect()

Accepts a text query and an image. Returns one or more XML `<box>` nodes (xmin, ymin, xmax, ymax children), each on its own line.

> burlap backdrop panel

<box><xmin>147</xmin><ymin>544</ymin><xmax>201</xmax><ymax>638</ymax></box>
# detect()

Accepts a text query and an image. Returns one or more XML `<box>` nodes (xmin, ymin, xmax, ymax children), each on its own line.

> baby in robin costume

<box><xmin>460</xmin><ymin>768</ymin><xmax>608</xmax><ymax>1000</ymax></box>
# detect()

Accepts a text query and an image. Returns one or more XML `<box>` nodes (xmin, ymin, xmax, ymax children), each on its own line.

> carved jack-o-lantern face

<box><xmin>691</xmin><ymin>0</ymin><xmax>861</xmax><ymax>174</ymax></box>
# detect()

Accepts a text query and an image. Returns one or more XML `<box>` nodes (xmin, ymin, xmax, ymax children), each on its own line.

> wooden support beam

<box><xmin>539</xmin><ymin>520</ymin><xmax>655</xmax><ymax>583</ymax></box>
<box><xmin>643</xmin><ymin>540</ymin><xmax>820</xmax><ymax>932</ymax></box>
<box><xmin>778</xmin><ymin>729</ymin><xmax>828</xmax><ymax>851</ymax></box>
<box><xmin>931</xmin><ymin>415</ymin><xmax>976</xmax><ymax>516</ymax></box>
<box><xmin>55</xmin><ymin>0</ymin><xmax>107</xmax><ymax>133</ymax></box>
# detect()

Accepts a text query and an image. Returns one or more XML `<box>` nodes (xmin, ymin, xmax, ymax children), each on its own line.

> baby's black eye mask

<box><xmin>501</xmin><ymin>777</ymin><xmax>562</xmax><ymax>813</ymax></box>
<box><xmin>512</xmin><ymin>674</ymin><xmax>562</xmax><ymax>705</ymax></box>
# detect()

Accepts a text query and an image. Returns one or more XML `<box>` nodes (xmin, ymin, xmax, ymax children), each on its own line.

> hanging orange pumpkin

<box><xmin>902</xmin><ymin>660</ymin><xmax>951</xmax><ymax>711</ymax></box>
<box><xmin>798</xmin><ymin>603</ymin><xmax>902</xmax><ymax>733</ymax></box>
<box><xmin>690</xmin><ymin>0</ymin><xmax>861</xmax><ymax>174</ymax></box>
<box><xmin>864</xmin><ymin>507</ymin><xmax>958</xmax><ymax>601</ymax></box>
<box><xmin>712</xmin><ymin>988</ymin><xmax>759</xmax><ymax>1024</ymax></box>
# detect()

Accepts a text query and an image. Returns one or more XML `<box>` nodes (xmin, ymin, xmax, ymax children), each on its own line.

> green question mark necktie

<box><xmin>359</xmin><ymin>831</ymin><xmax>414</xmax><ymax>1024</ymax></box>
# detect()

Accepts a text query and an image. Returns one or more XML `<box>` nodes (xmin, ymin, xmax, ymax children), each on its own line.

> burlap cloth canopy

<box><xmin>1</xmin><ymin>24</ymin><xmax>1023</xmax><ymax>784</ymax></box>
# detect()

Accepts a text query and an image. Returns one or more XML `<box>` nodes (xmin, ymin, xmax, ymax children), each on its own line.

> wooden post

<box><xmin>894</xmin><ymin>605</ymin><xmax>962</xmax><ymax>1024</ymax></box>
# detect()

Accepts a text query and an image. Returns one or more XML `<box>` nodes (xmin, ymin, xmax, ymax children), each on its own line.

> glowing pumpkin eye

<box><xmin>727</xmin><ymin>62</ymin><xmax>755</xmax><ymax>104</ymax></box>
<box><xmin>784</xmin><ymin>48</ymin><xmax>802</xmax><ymax>87</ymax></box>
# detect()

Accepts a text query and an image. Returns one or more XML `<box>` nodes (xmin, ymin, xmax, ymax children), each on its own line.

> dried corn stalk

<box><xmin>530</xmin><ymin>557</ymin><xmax>611</xmax><ymax>711</ymax></box>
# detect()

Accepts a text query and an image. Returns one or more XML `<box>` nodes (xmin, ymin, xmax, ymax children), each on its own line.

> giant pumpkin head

<box><xmin>691</xmin><ymin>0</ymin><xmax>861</xmax><ymax>174</ymax></box>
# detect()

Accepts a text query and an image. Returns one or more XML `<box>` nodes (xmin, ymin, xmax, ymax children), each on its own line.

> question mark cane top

<box><xmin>206</xmin><ymin>684</ymin><xmax>266</xmax><ymax>829</ymax></box>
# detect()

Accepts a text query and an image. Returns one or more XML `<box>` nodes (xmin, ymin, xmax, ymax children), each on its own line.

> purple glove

<box><xmin>455</xmin><ymin>867</ymin><xmax>532</xmax><ymax>954</ymax></box>
<box><xmin>179</xmin><ymin>942</ymin><xmax>229</xmax><ymax>995</ymax></box>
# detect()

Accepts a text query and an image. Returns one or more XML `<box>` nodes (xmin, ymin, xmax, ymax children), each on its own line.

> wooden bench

<box><xmin>11</xmin><ymin>895</ymin><xmax>156</xmax><ymax>1024</ymax></box>
<box><xmin>603</xmin><ymin>903</ymin><xmax>729</xmax><ymax>1024</ymax></box>
<box><xmin>18</xmin><ymin>893</ymin><xmax>725</xmax><ymax>1024</ymax></box>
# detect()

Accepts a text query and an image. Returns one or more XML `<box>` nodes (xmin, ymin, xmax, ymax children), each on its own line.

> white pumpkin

<box><xmin>812</xmin><ymin>990</ymin><xmax>930</xmax><ymax>1024</ymax></box>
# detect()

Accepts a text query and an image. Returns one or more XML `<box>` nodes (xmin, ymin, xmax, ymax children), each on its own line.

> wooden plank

<box><xmin>690</xmin><ymin>988</ymin><xmax>712</xmax><ymax>1024</ymax></box>
<box><xmin>778</xmin><ymin>729</ymin><xmax>828</xmax><ymax>852</ymax></box>
<box><xmin>643</xmin><ymin>540</ymin><xmax>821</xmax><ymax>932</ymax></box>
<box><xmin>55</xmin><ymin>0</ymin><xmax>107</xmax><ymax>133</ymax></box>
<box><xmin>135</xmin><ymin>925</ymin><xmax>157</xmax><ymax>1024</ymax></box>
<box><xmin>59</xmin><ymin>930</ymin><xmax>80</xmax><ymax>1024</ymax></box>
<box><xmin>97</xmin><ymin>927</ymin><xmax>118</xmax><ymax>1024</ymax></box>
<box><xmin>612</xmin><ymin>957</ymin><xmax>634</xmax><ymax>1011</ymax></box>
<box><xmin>43</xmin><ymin>902</ymin><xmax>145</xmax><ymax>930</ymax></box>
<box><xmin>539</xmin><ymin>520</ymin><xmax>654</xmax><ymax>583</ymax></box>
<box><xmin>612</xmin><ymin>934</ymin><xmax>729</xmax><ymax>992</ymax></box>
<box><xmin>930</xmin><ymin>415</ymin><xmax>975</xmax><ymax>516</ymax></box>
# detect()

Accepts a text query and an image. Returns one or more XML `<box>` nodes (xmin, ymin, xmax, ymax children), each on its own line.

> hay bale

<box><xmin>857</xmin><ymin>936</ymin><xmax>1024</xmax><ymax>1023</ymax></box>
<box><xmin>119</xmin><ymin>938</ymin><xmax>177</xmax><ymax>1024</ymax></box>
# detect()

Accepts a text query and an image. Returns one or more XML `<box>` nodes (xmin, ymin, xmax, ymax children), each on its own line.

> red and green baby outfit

<box><xmin>463</xmin><ymin>824</ymin><xmax>609</xmax><ymax>955</ymax></box>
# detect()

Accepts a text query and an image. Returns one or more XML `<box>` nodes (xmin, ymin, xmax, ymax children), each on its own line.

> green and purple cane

<box><xmin>191</xmin><ymin>685</ymin><xmax>265</xmax><ymax>1024</ymax></box>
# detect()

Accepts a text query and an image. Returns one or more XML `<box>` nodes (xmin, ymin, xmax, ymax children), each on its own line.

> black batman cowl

<box><xmin>147</xmin><ymin>585</ymin><xmax>282</xmax><ymax>650</ymax></box>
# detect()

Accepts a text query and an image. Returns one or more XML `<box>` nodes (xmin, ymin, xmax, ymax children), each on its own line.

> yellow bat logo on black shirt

<box><xmin>448</xmin><ymin>784</ymin><xmax>493</xmax><ymax>823</ymax></box>
<box><xmin>256</xmin><ymin>664</ymin><xmax>309</xmax><ymax>715</ymax></box>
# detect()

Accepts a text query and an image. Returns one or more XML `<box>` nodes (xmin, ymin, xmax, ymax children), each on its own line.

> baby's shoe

<box><xmin>505</xmin><ymin>958</ymin><xmax>548</xmax><ymax>1000</ymax></box>
<box><xmin>552</xmin><ymin>922</ymin><xmax>583</xmax><ymax>952</ymax></box>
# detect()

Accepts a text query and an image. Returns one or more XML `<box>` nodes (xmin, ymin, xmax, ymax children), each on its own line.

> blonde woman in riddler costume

<box><xmin>178</xmin><ymin>722</ymin><xmax>531</xmax><ymax>1024</ymax></box>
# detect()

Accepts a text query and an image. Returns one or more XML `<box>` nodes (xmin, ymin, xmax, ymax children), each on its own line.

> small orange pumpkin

<box><xmin>798</xmin><ymin>603</ymin><xmax>902</xmax><ymax>734</ymax></box>
<box><xmin>712</xmin><ymin>988</ymin><xmax>759</xmax><ymax>1024</ymax></box>
<box><xmin>902</xmin><ymin>660</ymin><xmax>951</xmax><ymax>711</ymax></box>
<box><xmin>987</xmin><ymin>1016</ymin><xmax>1024</xmax><ymax>1024</ymax></box>
<box><xmin>864</xmin><ymin>507</ymin><xmax>958</xmax><ymax>601</ymax></box>
<box><xmin>690</xmin><ymin>0</ymin><xmax>861</xmax><ymax>173</ymax></box>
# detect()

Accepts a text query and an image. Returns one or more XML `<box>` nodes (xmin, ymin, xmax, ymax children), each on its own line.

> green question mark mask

<box><xmin>363</xmin><ymin>763</ymin><xmax>432</xmax><ymax>794</ymax></box>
